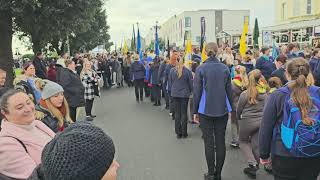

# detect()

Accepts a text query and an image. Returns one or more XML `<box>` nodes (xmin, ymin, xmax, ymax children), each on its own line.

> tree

<box><xmin>253</xmin><ymin>18</ymin><xmax>260</xmax><ymax>50</ymax></box>
<box><xmin>69</xmin><ymin>9</ymin><xmax>113</xmax><ymax>53</ymax></box>
<box><xmin>0</xmin><ymin>0</ymin><xmax>112</xmax><ymax>85</ymax></box>
<box><xmin>0</xmin><ymin>1</ymin><xmax>14</xmax><ymax>86</ymax></box>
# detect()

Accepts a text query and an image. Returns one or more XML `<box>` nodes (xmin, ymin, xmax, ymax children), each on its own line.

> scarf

<box><xmin>256</xmin><ymin>82</ymin><xmax>268</xmax><ymax>94</ymax></box>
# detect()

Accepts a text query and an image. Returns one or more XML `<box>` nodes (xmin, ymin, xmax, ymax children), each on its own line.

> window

<box><xmin>307</xmin><ymin>0</ymin><xmax>312</xmax><ymax>15</ymax></box>
<box><xmin>282</xmin><ymin>3</ymin><xmax>288</xmax><ymax>20</ymax></box>
<box><xmin>185</xmin><ymin>17</ymin><xmax>191</xmax><ymax>27</ymax></box>
<box><xmin>196</xmin><ymin>36</ymin><xmax>201</xmax><ymax>43</ymax></box>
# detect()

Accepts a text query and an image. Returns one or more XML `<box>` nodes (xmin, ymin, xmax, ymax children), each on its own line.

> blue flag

<box><xmin>272</xmin><ymin>42</ymin><xmax>279</xmax><ymax>62</ymax></box>
<box><xmin>137</xmin><ymin>27</ymin><xmax>143</xmax><ymax>63</ymax></box>
<box><xmin>155</xmin><ymin>26</ymin><xmax>160</xmax><ymax>56</ymax></box>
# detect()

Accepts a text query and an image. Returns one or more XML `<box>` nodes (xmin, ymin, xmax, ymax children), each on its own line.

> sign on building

<box><xmin>262</xmin><ymin>31</ymin><xmax>272</xmax><ymax>47</ymax></box>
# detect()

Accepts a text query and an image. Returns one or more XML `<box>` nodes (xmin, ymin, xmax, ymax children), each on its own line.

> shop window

<box><xmin>185</xmin><ymin>17</ymin><xmax>191</xmax><ymax>28</ymax></box>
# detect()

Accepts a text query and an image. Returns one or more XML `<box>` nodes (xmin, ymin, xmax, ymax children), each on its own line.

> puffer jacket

<box><xmin>35</xmin><ymin>105</ymin><xmax>70</xmax><ymax>133</ymax></box>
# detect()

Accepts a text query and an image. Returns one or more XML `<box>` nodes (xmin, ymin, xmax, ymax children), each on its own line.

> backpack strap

<box><xmin>3</xmin><ymin>136</ymin><xmax>28</xmax><ymax>153</ymax></box>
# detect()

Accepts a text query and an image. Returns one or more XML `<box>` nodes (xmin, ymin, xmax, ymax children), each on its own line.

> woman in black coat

<box><xmin>56</xmin><ymin>59</ymin><xmax>85</xmax><ymax>122</ymax></box>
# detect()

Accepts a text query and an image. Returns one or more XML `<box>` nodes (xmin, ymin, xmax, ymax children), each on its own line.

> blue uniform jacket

<box><xmin>130</xmin><ymin>61</ymin><xmax>145</xmax><ymax>80</ymax></box>
<box><xmin>193</xmin><ymin>57</ymin><xmax>233</xmax><ymax>117</ymax></box>
<box><xmin>168</xmin><ymin>67</ymin><xmax>193</xmax><ymax>98</ymax></box>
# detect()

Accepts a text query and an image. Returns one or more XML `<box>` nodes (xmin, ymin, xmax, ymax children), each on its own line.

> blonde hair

<box><xmin>45</xmin><ymin>98</ymin><xmax>73</xmax><ymax>127</ymax></box>
<box><xmin>80</xmin><ymin>59</ymin><xmax>93</xmax><ymax>79</ymax></box>
<box><xmin>247</xmin><ymin>69</ymin><xmax>266</xmax><ymax>104</ymax></box>
<box><xmin>176</xmin><ymin>59</ymin><xmax>184</xmax><ymax>79</ymax></box>
<box><xmin>235</xmin><ymin>65</ymin><xmax>249</xmax><ymax>89</ymax></box>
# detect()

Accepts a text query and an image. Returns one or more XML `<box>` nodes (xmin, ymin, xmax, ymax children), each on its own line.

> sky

<box><xmin>105</xmin><ymin>0</ymin><xmax>276</xmax><ymax>46</ymax></box>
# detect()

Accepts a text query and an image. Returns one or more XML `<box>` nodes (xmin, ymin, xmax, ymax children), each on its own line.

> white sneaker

<box><xmin>169</xmin><ymin>113</ymin><xmax>173</xmax><ymax>116</ymax></box>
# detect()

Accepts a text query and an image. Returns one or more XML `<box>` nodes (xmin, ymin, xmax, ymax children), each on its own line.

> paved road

<box><xmin>91</xmin><ymin>87</ymin><xmax>273</xmax><ymax>180</ymax></box>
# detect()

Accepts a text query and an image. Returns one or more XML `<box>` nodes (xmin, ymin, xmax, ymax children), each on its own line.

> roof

<box><xmin>262</xmin><ymin>19</ymin><xmax>320</xmax><ymax>31</ymax></box>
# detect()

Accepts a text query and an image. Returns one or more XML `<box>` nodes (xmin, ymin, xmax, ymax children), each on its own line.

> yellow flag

<box><xmin>123</xmin><ymin>39</ymin><xmax>128</xmax><ymax>55</ymax></box>
<box><xmin>240</xmin><ymin>17</ymin><xmax>249</xmax><ymax>57</ymax></box>
<box><xmin>201</xmin><ymin>42</ymin><xmax>207</xmax><ymax>63</ymax></box>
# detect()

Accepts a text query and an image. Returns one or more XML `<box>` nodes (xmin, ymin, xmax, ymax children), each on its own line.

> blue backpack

<box><xmin>278</xmin><ymin>86</ymin><xmax>320</xmax><ymax>157</ymax></box>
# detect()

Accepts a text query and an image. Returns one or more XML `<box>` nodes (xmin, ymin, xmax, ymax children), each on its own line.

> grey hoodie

<box><xmin>236</xmin><ymin>90</ymin><xmax>267</xmax><ymax>122</ymax></box>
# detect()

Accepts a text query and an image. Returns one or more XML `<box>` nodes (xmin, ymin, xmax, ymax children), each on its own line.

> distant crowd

<box><xmin>0</xmin><ymin>41</ymin><xmax>320</xmax><ymax>180</ymax></box>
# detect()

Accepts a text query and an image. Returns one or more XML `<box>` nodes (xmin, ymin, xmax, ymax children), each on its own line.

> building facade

<box><xmin>159</xmin><ymin>9</ymin><xmax>250</xmax><ymax>47</ymax></box>
<box><xmin>262</xmin><ymin>0</ymin><xmax>320</xmax><ymax>47</ymax></box>
<box><xmin>276</xmin><ymin>0</ymin><xmax>320</xmax><ymax>24</ymax></box>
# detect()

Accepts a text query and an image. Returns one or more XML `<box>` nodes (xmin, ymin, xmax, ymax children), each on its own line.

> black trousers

<box><xmin>134</xmin><ymin>79</ymin><xmax>144</xmax><ymax>100</ymax></box>
<box><xmin>164</xmin><ymin>88</ymin><xmax>170</xmax><ymax>108</ymax></box>
<box><xmin>272</xmin><ymin>155</ymin><xmax>320</xmax><ymax>180</ymax></box>
<box><xmin>200</xmin><ymin>114</ymin><xmax>228</xmax><ymax>175</ymax></box>
<box><xmin>85</xmin><ymin>99</ymin><xmax>94</xmax><ymax>116</ymax></box>
<box><xmin>169</xmin><ymin>92</ymin><xmax>175</xmax><ymax>114</ymax></box>
<box><xmin>174</xmin><ymin>97</ymin><xmax>189</xmax><ymax>136</ymax></box>
<box><xmin>144</xmin><ymin>81</ymin><xmax>151</xmax><ymax>97</ymax></box>
<box><xmin>69</xmin><ymin>106</ymin><xmax>77</xmax><ymax>122</ymax></box>
<box><xmin>152</xmin><ymin>84</ymin><xmax>161</xmax><ymax>104</ymax></box>
<box><xmin>105</xmin><ymin>71</ymin><xmax>113</xmax><ymax>87</ymax></box>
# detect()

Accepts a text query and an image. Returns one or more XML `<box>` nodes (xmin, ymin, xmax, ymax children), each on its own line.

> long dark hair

<box><xmin>286</xmin><ymin>58</ymin><xmax>313</xmax><ymax>126</ymax></box>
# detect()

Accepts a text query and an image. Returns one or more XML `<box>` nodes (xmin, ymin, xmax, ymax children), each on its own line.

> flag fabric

<box><xmin>155</xmin><ymin>26</ymin><xmax>160</xmax><ymax>56</ymax></box>
<box><xmin>167</xmin><ymin>39</ymin><xmax>170</xmax><ymax>58</ymax></box>
<box><xmin>123</xmin><ymin>39</ymin><xmax>128</xmax><ymax>55</ymax></box>
<box><xmin>272</xmin><ymin>42</ymin><xmax>279</xmax><ymax>62</ymax></box>
<box><xmin>200</xmin><ymin>17</ymin><xmax>206</xmax><ymax>53</ymax></box>
<box><xmin>137</xmin><ymin>26</ymin><xmax>143</xmax><ymax>63</ymax></box>
<box><xmin>201</xmin><ymin>42</ymin><xmax>207</xmax><ymax>63</ymax></box>
<box><xmin>240</xmin><ymin>17</ymin><xmax>249</xmax><ymax>57</ymax></box>
<box><xmin>131</xmin><ymin>24</ymin><xmax>136</xmax><ymax>51</ymax></box>
<box><xmin>253</xmin><ymin>18</ymin><xmax>260</xmax><ymax>50</ymax></box>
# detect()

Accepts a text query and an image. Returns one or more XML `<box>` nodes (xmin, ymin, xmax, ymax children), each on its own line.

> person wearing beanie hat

<box><xmin>28</xmin><ymin>122</ymin><xmax>119</xmax><ymax>180</ymax></box>
<box><xmin>35</xmin><ymin>80</ymin><xmax>73</xmax><ymax>133</ymax></box>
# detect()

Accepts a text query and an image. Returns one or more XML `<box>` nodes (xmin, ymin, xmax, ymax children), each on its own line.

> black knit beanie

<box><xmin>41</xmin><ymin>122</ymin><xmax>115</xmax><ymax>180</ymax></box>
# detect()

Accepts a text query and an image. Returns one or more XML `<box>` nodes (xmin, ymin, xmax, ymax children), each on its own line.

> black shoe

<box><xmin>85</xmin><ymin>116</ymin><xmax>94</xmax><ymax>121</ymax></box>
<box><xmin>140</xmin><ymin>98</ymin><xmax>143</xmax><ymax>102</ymax></box>
<box><xmin>182</xmin><ymin>134</ymin><xmax>188</xmax><ymax>139</ymax></box>
<box><xmin>243</xmin><ymin>164</ymin><xmax>258</xmax><ymax>179</ymax></box>
<box><xmin>230</xmin><ymin>141</ymin><xmax>240</xmax><ymax>148</ymax></box>
<box><xmin>176</xmin><ymin>134</ymin><xmax>182</xmax><ymax>139</ymax></box>
<box><xmin>204</xmin><ymin>173</ymin><xmax>215</xmax><ymax>180</ymax></box>
<box><xmin>90</xmin><ymin>115</ymin><xmax>97</xmax><ymax>118</ymax></box>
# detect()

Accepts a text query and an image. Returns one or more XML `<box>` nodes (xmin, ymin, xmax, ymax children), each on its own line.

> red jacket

<box><xmin>47</xmin><ymin>65</ymin><xmax>57</xmax><ymax>82</ymax></box>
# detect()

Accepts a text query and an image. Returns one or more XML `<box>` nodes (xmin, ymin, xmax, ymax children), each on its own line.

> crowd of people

<box><xmin>0</xmin><ymin>41</ymin><xmax>320</xmax><ymax>180</ymax></box>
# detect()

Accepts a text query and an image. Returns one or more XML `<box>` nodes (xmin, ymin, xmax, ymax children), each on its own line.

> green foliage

<box><xmin>69</xmin><ymin>9</ymin><xmax>112</xmax><ymax>53</ymax></box>
<box><xmin>2</xmin><ymin>0</ymin><xmax>112</xmax><ymax>54</ymax></box>
<box><xmin>22</xmin><ymin>53</ymin><xmax>34</xmax><ymax>60</ymax></box>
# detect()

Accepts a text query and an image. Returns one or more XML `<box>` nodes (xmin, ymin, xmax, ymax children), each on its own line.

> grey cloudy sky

<box><xmin>105</xmin><ymin>0</ymin><xmax>276</xmax><ymax>45</ymax></box>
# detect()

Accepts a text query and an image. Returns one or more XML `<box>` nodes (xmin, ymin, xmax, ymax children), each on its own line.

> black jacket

<box><xmin>35</xmin><ymin>105</ymin><xmax>69</xmax><ymax>133</ymax></box>
<box><xmin>271</xmin><ymin>67</ymin><xmax>288</xmax><ymax>85</ymax></box>
<box><xmin>56</xmin><ymin>68</ymin><xmax>85</xmax><ymax>108</ymax></box>
<box><xmin>130</xmin><ymin>61</ymin><xmax>145</xmax><ymax>80</ymax></box>
<box><xmin>33</xmin><ymin>57</ymin><xmax>47</xmax><ymax>79</ymax></box>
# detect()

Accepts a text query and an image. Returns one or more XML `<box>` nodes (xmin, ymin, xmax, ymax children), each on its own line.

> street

<box><xmin>92</xmin><ymin>87</ymin><xmax>273</xmax><ymax>180</ymax></box>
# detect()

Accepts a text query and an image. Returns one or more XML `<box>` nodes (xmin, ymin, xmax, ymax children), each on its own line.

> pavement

<box><xmin>90</xmin><ymin>87</ymin><xmax>273</xmax><ymax>180</ymax></box>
